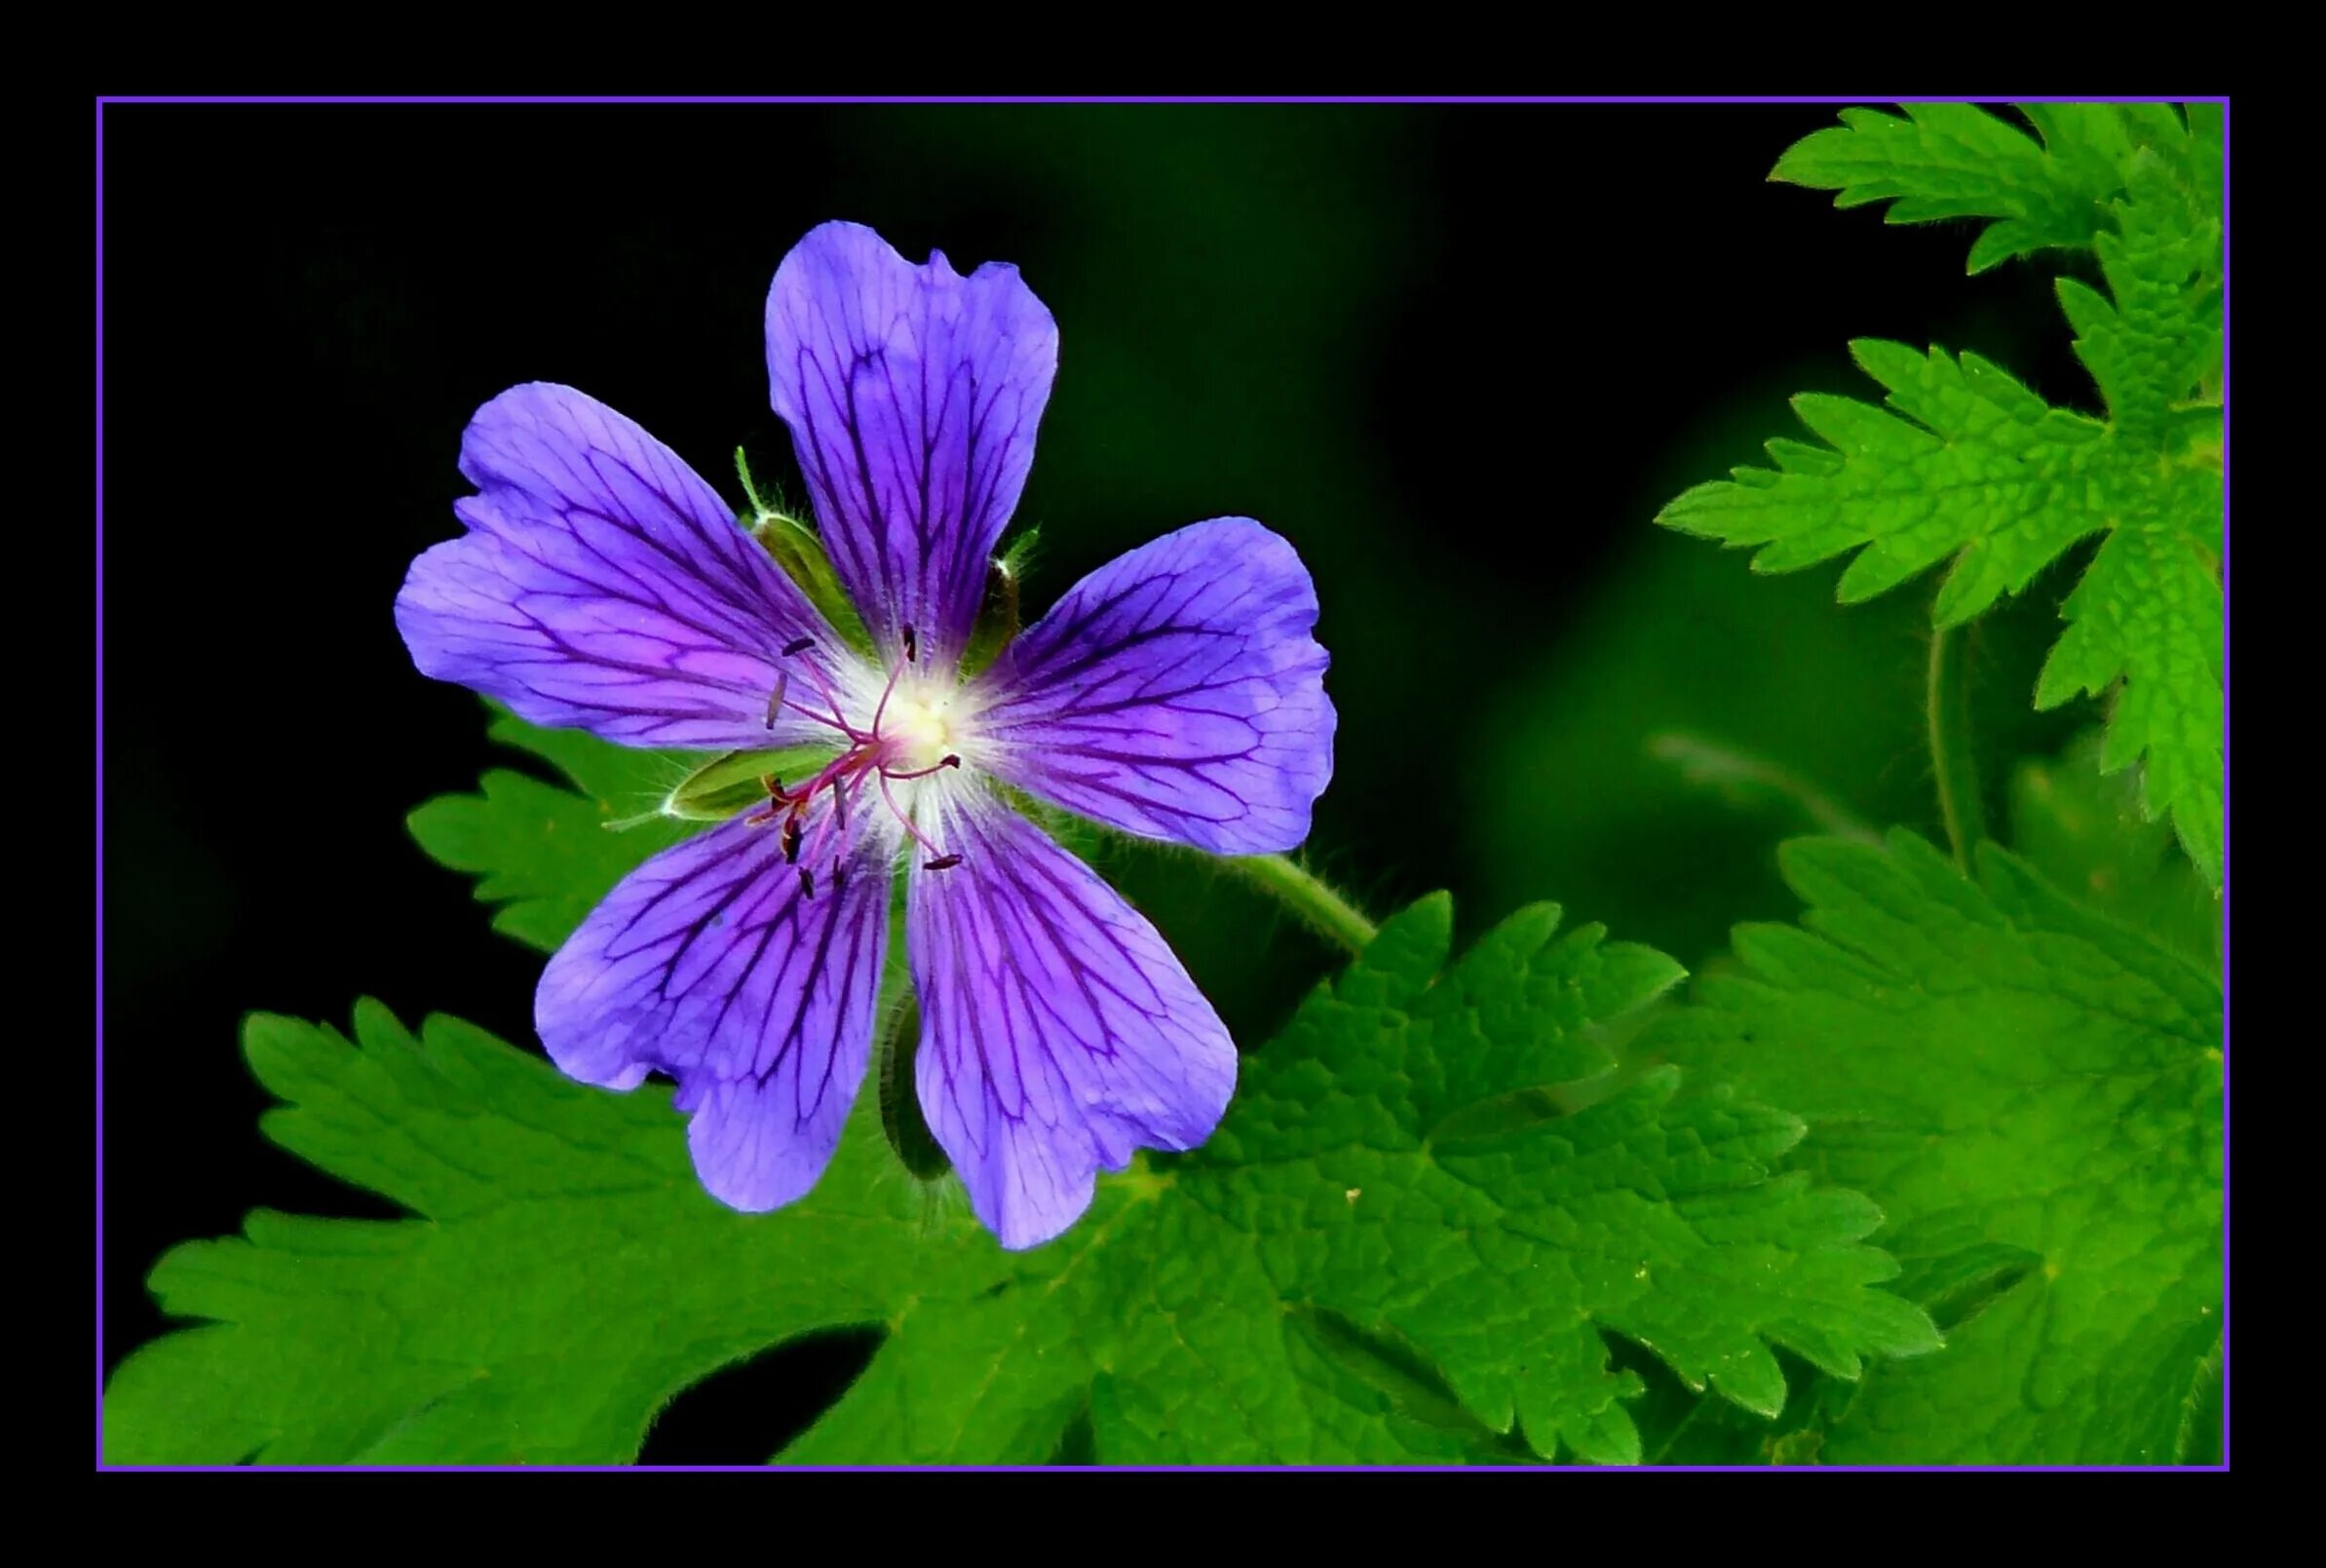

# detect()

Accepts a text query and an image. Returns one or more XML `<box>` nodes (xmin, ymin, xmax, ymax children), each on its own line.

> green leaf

<box><xmin>1664</xmin><ymin>106</ymin><xmax>2223</xmax><ymax>883</ymax></box>
<box><xmin>2008</xmin><ymin>732</ymin><xmax>2220</xmax><ymax>973</ymax></box>
<box><xmin>102</xmin><ymin>1002</ymin><xmax>957</xmax><ymax>1466</ymax></box>
<box><xmin>2057</xmin><ymin>157</ymin><xmax>2223</xmax><ymax>441</ymax></box>
<box><xmin>406</xmin><ymin>708</ymin><xmax>823</xmax><ymax>952</ymax></box>
<box><xmin>1771</xmin><ymin>102</ymin><xmax>2184</xmax><ymax>274</ymax></box>
<box><xmin>103</xmin><ymin>900</ymin><xmax>1934</xmax><ymax>1465</ymax></box>
<box><xmin>1662</xmin><ymin>341</ymin><xmax>2111</xmax><ymax>616</ymax></box>
<box><xmin>1651</xmin><ymin>831</ymin><xmax>2223</xmax><ymax>1463</ymax></box>
<box><xmin>2035</xmin><ymin>152</ymin><xmax>2226</xmax><ymax>885</ymax></box>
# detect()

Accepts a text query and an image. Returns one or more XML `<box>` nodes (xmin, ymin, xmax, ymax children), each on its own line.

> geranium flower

<box><xmin>395</xmin><ymin>222</ymin><xmax>1335</xmax><ymax>1248</ymax></box>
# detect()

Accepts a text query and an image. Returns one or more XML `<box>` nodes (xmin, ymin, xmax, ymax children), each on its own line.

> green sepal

<box><xmin>620</xmin><ymin>743</ymin><xmax>839</xmax><ymax>827</ymax></box>
<box><xmin>737</xmin><ymin>447</ymin><xmax>873</xmax><ymax>657</ymax></box>
<box><xmin>959</xmin><ymin>529</ymin><xmax>1040</xmax><ymax>678</ymax></box>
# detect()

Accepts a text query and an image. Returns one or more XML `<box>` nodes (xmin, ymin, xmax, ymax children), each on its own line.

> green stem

<box><xmin>1648</xmin><ymin>732</ymin><xmax>1881</xmax><ymax>845</ymax></box>
<box><xmin>1646</xmin><ymin>1395</ymin><xmax>1711</xmax><ymax>1466</ymax></box>
<box><xmin>734</xmin><ymin>446</ymin><xmax>772</xmax><ymax>520</ymax></box>
<box><xmin>1225</xmin><ymin>854</ymin><xmax>1378</xmax><ymax>956</ymax></box>
<box><xmin>1926</xmin><ymin>620</ymin><xmax>1987</xmax><ymax>873</ymax></box>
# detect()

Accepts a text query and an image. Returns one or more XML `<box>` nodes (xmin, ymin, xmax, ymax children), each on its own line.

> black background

<box><xmin>100</xmin><ymin>102</ymin><xmax>2097</xmax><ymax>1460</ymax></box>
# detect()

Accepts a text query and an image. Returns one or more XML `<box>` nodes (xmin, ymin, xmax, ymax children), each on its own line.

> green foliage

<box><xmin>404</xmin><ymin>707</ymin><xmax>824</xmax><ymax>953</ymax></box>
<box><xmin>828</xmin><ymin>899</ymin><xmax>1936</xmax><ymax>1465</ymax></box>
<box><xmin>2010</xmin><ymin>731</ymin><xmax>2220</xmax><ymax>972</ymax></box>
<box><xmin>404</xmin><ymin>709</ymin><xmax>691</xmax><ymax>952</ymax></box>
<box><xmin>1651</xmin><ymin>831</ymin><xmax>2223</xmax><ymax>1463</ymax></box>
<box><xmin>1667</xmin><ymin>103</ymin><xmax>2223</xmax><ymax>885</ymax></box>
<box><xmin>103</xmin><ymin>899</ymin><xmax>1935</xmax><ymax>1465</ymax></box>
<box><xmin>1468</xmin><ymin>523</ymin><xmax>2080</xmax><ymax>971</ymax></box>
<box><xmin>1773</xmin><ymin>102</ymin><xmax>2201</xmax><ymax>273</ymax></box>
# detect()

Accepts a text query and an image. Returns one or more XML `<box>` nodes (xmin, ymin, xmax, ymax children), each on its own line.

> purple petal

<box><xmin>972</xmin><ymin>518</ymin><xmax>1336</xmax><ymax>855</ymax></box>
<box><xmin>908</xmin><ymin>805</ymin><xmax>1236</xmax><ymax>1248</ymax></box>
<box><xmin>536</xmin><ymin>800</ymin><xmax>891</xmax><ymax>1211</ymax></box>
<box><xmin>765</xmin><ymin>221</ymin><xmax>1057</xmax><ymax>668</ymax></box>
<box><xmin>396</xmin><ymin>383</ymin><xmax>840</xmax><ymax>750</ymax></box>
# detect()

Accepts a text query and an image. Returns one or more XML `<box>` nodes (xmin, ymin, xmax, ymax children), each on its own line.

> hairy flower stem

<box><xmin>1926</xmin><ymin>620</ymin><xmax>1987</xmax><ymax>873</ymax></box>
<box><xmin>1648</xmin><ymin>732</ymin><xmax>1881</xmax><ymax>844</ymax></box>
<box><xmin>1226</xmin><ymin>854</ymin><xmax>1378</xmax><ymax>955</ymax></box>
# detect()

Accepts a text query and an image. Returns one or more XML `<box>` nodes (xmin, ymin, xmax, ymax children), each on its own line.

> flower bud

<box><xmin>959</xmin><ymin>530</ymin><xmax>1038</xmax><ymax>678</ymax></box>
<box><xmin>875</xmin><ymin>993</ymin><xmax>952</xmax><ymax>1182</ymax></box>
<box><xmin>736</xmin><ymin>446</ymin><xmax>872</xmax><ymax>655</ymax></box>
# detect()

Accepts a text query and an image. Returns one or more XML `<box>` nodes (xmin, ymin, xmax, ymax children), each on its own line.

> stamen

<box><xmin>745</xmin><ymin>773</ymin><xmax>787</xmax><ymax>825</ymax></box>
<box><xmin>763</xmin><ymin>673</ymin><xmax>788</xmax><ymax>730</ymax></box>
<box><xmin>818</xmin><ymin>698</ymin><xmax>864</xmax><ymax>740</ymax></box>
<box><xmin>872</xmin><ymin>643</ymin><xmax>908</xmax><ymax>735</ymax></box>
<box><xmin>877</xmin><ymin>770</ymin><xmax>945</xmax><ymax>859</ymax></box>
<box><xmin>843</xmin><ymin>768</ymin><xmax>876</xmax><ymax>830</ymax></box>
<box><xmin>782</xmin><ymin>819</ymin><xmax>804</xmax><ymax>864</ymax></box>
<box><xmin>774</xmin><ymin>650</ymin><xmax>868</xmax><ymax>743</ymax></box>
<box><xmin>924</xmin><ymin>854</ymin><xmax>964</xmax><ymax>872</ymax></box>
<box><xmin>882</xmin><ymin>754</ymin><xmax>962</xmax><ymax>783</ymax></box>
<box><xmin>902</xmin><ymin>625</ymin><xmax>919</xmax><ymax>664</ymax></box>
<box><xmin>782</xmin><ymin>635</ymin><xmax>816</xmax><ymax>658</ymax></box>
<box><xmin>797</xmin><ymin>763</ymin><xmax>859</xmax><ymax>876</ymax></box>
<box><xmin>795</xmin><ymin>750</ymin><xmax>859</xmax><ymax>804</ymax></box>
<box><xmin>798</xmin><ymin>867</ymin><xmax>817</xmax><ymax>899</ymax></box>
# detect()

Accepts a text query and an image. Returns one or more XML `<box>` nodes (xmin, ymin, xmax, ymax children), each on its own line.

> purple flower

<box><xmin>395</xmin><ymin>222</ymin><xmax>1336</xmax><ymax>1248</ymax></box>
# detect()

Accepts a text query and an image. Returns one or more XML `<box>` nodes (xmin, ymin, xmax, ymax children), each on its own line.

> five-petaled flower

<box><xmin>395</xmin><ymin>222</ymin><xmax>1336</xmax><ymax>1248</ymax></box>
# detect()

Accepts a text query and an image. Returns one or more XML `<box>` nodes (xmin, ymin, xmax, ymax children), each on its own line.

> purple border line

<box><xmin>93</xmin><ymin>94</ymin><xmax>2231</xmax><ymax>1474</ymax></box>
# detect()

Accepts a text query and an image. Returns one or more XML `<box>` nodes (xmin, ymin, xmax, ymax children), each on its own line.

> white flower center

<box><xmin>883</xmin><ymin>688</ymin><xmax>959</xmax><ymax>772</ymax></box>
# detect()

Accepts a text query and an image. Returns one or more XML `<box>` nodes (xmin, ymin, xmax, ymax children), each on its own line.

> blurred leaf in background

<box><xmin>2008</xmin><ymin>731</ymin><xmax>2220</xmax><ymax>973</ymax></box>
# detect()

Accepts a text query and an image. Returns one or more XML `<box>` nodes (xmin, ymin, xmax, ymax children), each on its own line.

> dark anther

<box><xmin>902</xmin><ymin>625</ymin><xmax>919</xmax><ymax>663</ymax></box>
<box><xmin>761</xmin><ymin>773</ymin><xmax>784</xmax><ymax>799</ymax></box>
<box><xmin>798</xmin><ymin>867</ymin><xmax>817</xmax><ymax>899</ymax></box>
<box><xmin>924</xmin><ymin>854</ymin><xmax>964</xmax><ymax>872</ymax></box>
<box><xmin>782</xmin><ymin>635</ymin><xmax>816</xmax><ymax>658</ymax></box>
<box><xmin>941</xmin><ymin>754</ymin><xmax>962</xmax><ymax>770</ymax></box>
<box><xmin>782</xmin><ymin>819</ymin><xmax>804</xmax><ymax>864</ymax></box>
<box><xmin>830</xmin><ymin>858</ymin><xmax>846</xmax><ymax>895</ymax></box>
<box><xmin>763</xmin><ymin>672</ymin><xmax>788</xmax><ymax>729</ymax></box>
